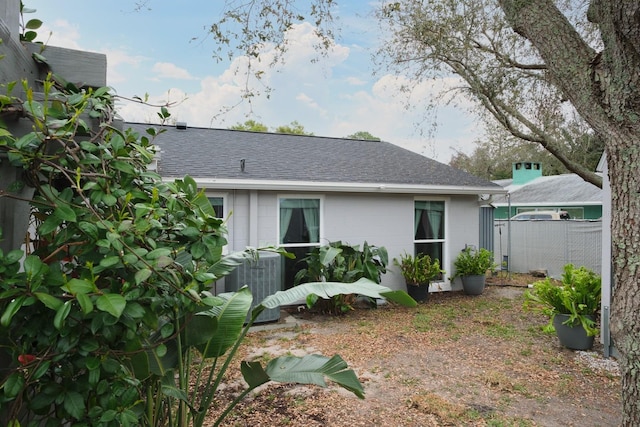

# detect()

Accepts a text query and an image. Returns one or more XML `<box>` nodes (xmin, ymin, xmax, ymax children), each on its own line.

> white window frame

<box><xmin>277</xmin><ymin>195</ymin><xmax>323</xmax><ymax>249</ymax></box>
<box><xmin>413</xmin><ymin>198</ymin><xmax>448</xmax><ymax>281</ymax></box>
<box><xmin>206</xmin><ymin>193</ymin><xmax>227</xmax><ymax>219</ymax></box>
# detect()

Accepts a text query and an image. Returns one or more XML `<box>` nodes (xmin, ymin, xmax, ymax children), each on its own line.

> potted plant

<box><xmin>524</xmin><ymin>264</ymin><xmax>601</xmax><ymax>350</ymax></box>
<box><xmin>393</xmin><ymin>252</ymin><xmax>443</xmax><ymax>302</ymax></box>
<box><xmin>452</xmin><ymin>247</ymin><xmax>496</xmax><ymax>295</ymax></box>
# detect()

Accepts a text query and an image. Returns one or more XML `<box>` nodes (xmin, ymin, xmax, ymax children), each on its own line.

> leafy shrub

<box><xmin>393</xmin><ymin>252</ymin><xmax>443</xmax><ymax>286</ymax></box>
<box><xmin>524</xmin><ymin>264</ymin><xmax>601</xmax><ymax>336</ymax></box>
<box><xmin>451</xmin><ymin>247</ymin><xmax>496</xmax><ymax>279</ymax></box>
<box><xmin>0</xmin><ymin>71</ymin><xmax>417</xmax><ymax>426</ymax></box>
<box><xmin>294</xmin><ymin>241</ymin><xmax>388</xmax><ymax>314</ymax></box>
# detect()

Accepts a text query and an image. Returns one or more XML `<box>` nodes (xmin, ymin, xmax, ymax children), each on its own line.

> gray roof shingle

<box><xmin>126</xmin><ymin>123</ymin><xmax>501</xmax><ymax>190</ymax></box>
<box><xmin>492</xmin><ymin>174</ymin><xmax>601</xmax><ymax>204</ymax></box>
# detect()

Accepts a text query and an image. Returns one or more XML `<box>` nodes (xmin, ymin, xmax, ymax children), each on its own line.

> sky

<box><xmin>24</xmin><ymin>0</ymin><xmax>481</xmax><ymax>162</ymax></box>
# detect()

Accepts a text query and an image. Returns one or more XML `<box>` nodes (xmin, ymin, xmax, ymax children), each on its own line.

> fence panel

<box><xmin>494</xmin><ymin>220</ymin><xmax>602</xmax><ymax>278</ymax></box>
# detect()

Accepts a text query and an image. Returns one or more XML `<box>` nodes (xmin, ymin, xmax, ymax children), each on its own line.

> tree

<box><xmin>210</xmin><ymin>1</ymin><xmax>640</xmax><ymax>423</ymax></box>
<box><xmin>274</xmin><ymin>120</ymin><xmax>313</xmax><ymax>135</ymax></box>
<box><xmin>346</xmin><ymin>131</ymin><xmax>381</xmax><ymax>141</ymax></box>
<box><xmin>450</xmin><ymin>122</ymin><xmax>604</xmax><ymax>180</ymax></box>
<box><xmin>229</xmin><ymin>119</ymin><xmax>313</xmax><ymax>135</ymax></box>
<box><xmin>229</xmin><ymin>119</ymin><xmax>268</xmax><ymax>132</ymax></box>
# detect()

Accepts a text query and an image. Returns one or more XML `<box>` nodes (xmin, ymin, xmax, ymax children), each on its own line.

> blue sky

<box><xmin>25</xmin><ymin>0</ymin><xmax>480</xmax><ymax>162</ymax></box>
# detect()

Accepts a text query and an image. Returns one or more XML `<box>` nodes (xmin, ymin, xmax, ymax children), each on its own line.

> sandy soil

<box><xmin>205</xmin><ymin>277</ymin><xmax>621</xmax><ymax>426</ymax></box>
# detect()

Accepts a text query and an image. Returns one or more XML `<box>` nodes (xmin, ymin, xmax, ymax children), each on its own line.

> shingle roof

<box><xmin>126</xmin><ymin>123</ymin><xmax>501</xmax><ymax>190</ymax></box>
<box><xmin>492</xmin><ymin>174</ymin><xmax>601</xmax><ymax>204</ymax></box>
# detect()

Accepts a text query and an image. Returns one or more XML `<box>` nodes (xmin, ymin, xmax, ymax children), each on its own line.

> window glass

<box><xmin>279</xmin><ymin>197</ymin><xmax>321</xmax><ymax>289</ymax></box>
<box><xmin>414</xmin><ymin>200</ymin><xmax>445</xmax><ymax>280</ymax></box>
<box><xmin>415</xmin><ymin>201</ymin><xmax>444</xmax><ymax>240</ymax></box>
<box><xmin>279</xmin><ymin>198</ymin><xmax>320</xmax><ymax>244</ymax></box>
<box><xmin>207</xmin><ymin>197</ymin><xmax>224</xmax><ymax>218</ymax></box>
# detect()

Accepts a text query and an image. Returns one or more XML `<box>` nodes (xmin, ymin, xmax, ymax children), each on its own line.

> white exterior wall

<box><xmin>215</xmin><ymin>189</ymin><xmax>483</xmax><ymax>292</ymax></box>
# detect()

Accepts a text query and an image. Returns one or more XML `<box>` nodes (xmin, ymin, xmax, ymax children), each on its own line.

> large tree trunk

<box><xmin>608</xmin><ymin>130</ymin><xmax>640</xmax><ymax>426</ymax></box>
<box><xmin>499</xmin><ymin>0</ymin><xmax>640</xmax><ymax>424</ymax></box>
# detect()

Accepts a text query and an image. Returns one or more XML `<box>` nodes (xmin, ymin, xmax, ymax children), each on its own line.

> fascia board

<box><xmin>162</xmin><ymin>177</ymin><xmax>507</xmax><ymax>195</ymax></box>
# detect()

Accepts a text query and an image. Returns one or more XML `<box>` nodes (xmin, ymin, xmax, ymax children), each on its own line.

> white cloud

<box><xmin>152</xmin><ymin>62</ymin><xmax>197</xmax><ymax>81</ymax></box>
<box><xmin>115</xmin><ymin>21</ymin><xmax>478</xmax><ymax>162</ymax></box>
<box><xmin>39</xmin><ymin>20</ymin><xmax>82</xmax><ymax>50</ymax></box>
<box><xmin>346</xmin><ymin>76</ymin><xmax>367</xmax><ymax>86</ymax></box>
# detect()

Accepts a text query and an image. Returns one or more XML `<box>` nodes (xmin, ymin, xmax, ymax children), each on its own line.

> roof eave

<box><xmin>163</xmin><ymin>177</ymin><xmax>507</xmax><ymax>195</ymax></box>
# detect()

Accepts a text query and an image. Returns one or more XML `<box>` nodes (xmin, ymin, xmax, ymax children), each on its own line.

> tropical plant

<box><xmin>294</xmin><ymin>241</ymin><xmax>389</xmax><ymax>314</ymax></box>
<box><xmin>0</xmin><ymin>65</ymin><xmax>416</xmax><ymax>426</ymax></box>
<box><xmin>525</xmin><ymin>264</ymin><xmax>601</xmax><ymax>336</ymax></box>
<box><xmin>451</xmin><ymin>247</ymin><xmax>496</xmax><ymax>280</ymax></box>
<box><xmin>393</xmin><ymin>252</ymin><xmax>443</xmax><ymax>286</ymax></box>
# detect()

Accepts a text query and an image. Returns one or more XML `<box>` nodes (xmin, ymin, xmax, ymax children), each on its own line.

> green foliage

<box><xmin>294</xmin><ymin>241</ymin><xmax>389</xmax><ymax>314</ymax></box>
<box><xmin>229</xmin><ymin>119</ymin><xmax>268</xmax><ymax>132</ymax></box>
<box><xmin>393</xmin><ymin>252</ymin><xmax>443</xmax><ymax>286</ymax></box>
<box><xmin>19</xmin><ymin>1</ymin><xmax>43</xmax><ymax>43</ymax></box>
<box><xmin>274</xmin><ymin>120</ymin><xmax>313</xmax><ymax>135</ymax></box>
<box><xmin>524</xmin><ymin>264</ymin><xmax>601</xmax><ymax>336</ymax></box>
<box><xmin>452</xmin><ymin>247</ymin><xmax>496</xmax><ymax>279</ymax></box>
<box><xmin>345</xmin><ymin>131</ymin><xmax>381</xmax><ymax>141</ymax></box>
<box><xmin>0</xmin><ymin>70</ymin><xmax>416</xmax><ymax>425</ymax></box>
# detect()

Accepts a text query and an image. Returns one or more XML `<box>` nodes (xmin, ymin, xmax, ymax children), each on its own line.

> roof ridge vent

<box><xmin>176</xmin><ymin>122</ymin><xmax>187</xmax><ymax>130</ymax></box>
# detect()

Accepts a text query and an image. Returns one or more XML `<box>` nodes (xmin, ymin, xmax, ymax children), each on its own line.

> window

<box><xmin>207</xmin><ymin>196</ymin><xmax>224</xmax><ymax>218</ymax></box>
<box><xmin>279</xmin><ymin>198</ymin><xmax>320</xmax><ymax>245</ymax></box>
<box><xmin>414</xmin><ymin>200</ymin><xmax>445</xmax><ymax>279</ymax></box>
<box><xmin>279</xmin><ymin>197</ymin><xmax>321</xmax><ymax>288</ymax></box>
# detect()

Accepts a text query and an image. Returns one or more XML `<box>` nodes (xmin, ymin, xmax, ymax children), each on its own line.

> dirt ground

<box><xmin>206</xmin><ymin>275</ymin><xmax>621</xmax><ymax>426</ymax></box>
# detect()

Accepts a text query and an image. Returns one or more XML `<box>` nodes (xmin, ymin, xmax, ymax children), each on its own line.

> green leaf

<box><xmin>96</xmin><ymin>294</ymin><xmax>126</xmax><ymax>319</ymax></box>
<box><xmin>180</xmin><ymin>226</ymin><xmax>201</xmax><ymax>238</ymax></box>
<box><xmin>240</xmin><ymin>361</ymin><xmax>270</xmax><ymax>388</ymax></box>
<box><xmin>146</xmin><ymin>248</ymin><xmax>171</xmax><ymax>259</ymax></box>
<box><xmin>134</xmin><ymin>268</ymin><xmax>152</xmax><ymax>285</ymax></box>
<box><xmin>24</xmin><ymin>255</ymin><xmax>46</xmax><ymax>278</ymax></box>
<box><xmin>112</xmin><ymin>160</ymin><xmax>136</xmax><ymax>174</ymax></box>
<box><xmin>3</xmin><ymin>372</ymin><xmax>25</xmax><ymax>399</ymax></box>
<box><xmin>34</xmin><ymin>292</ymin><xmax>63</xmax><ymax>310</ymax></box>
<box><xmin>25</xmin><ymin>19</ymin><xmax>43</xmax><ymax>29</ymax></box>
<box><xmin>102</xmin><ymin>193</ymin><xmax>118</xmax><ymax>206</ymax></box>
<box><xmin>39</xmin><ymin>215</ymin><xmax>61</xmax><ymax>235</ymax></box>
<box><xmin>32</xmin><ymin>360</ymin><xmax>51</xmax><ymax>380</ymax></box>
<box><xmin>160</xmin><ymin>384</ymin><xmax>188</xmax><ymax>402</ymax></box>
<box><xmin>99</xmin><ymin>255</ymin><xmax>120</xmax><ymax>268</ymax></box>
<box><xmin>77</xmin><ymin>293</ymin><xmax>94</xmax><ymax>314</ymax></box>
<box><xmin>155</xmin><ymin>344</ymin><xmax>167</xmax><ymax>358</ymax></box>
<box><xmin>63</xmin><ymin>278</ymin><xmax>94</xmax><ymax>295</ymax></box>
<box><xmin>1</xmin><ymin>295</ymin><xmax>27</xmax><ymax>327</ymax></box>
<box><xmin>260</xmin><ymin>278</ymin><xmax>417</xmax><ymax>311</ymax></box>
<box><xmin>5</xmin><ymin>249</ymin><xmax>24</xmax><ymax>264</ymax></box>
<box><xmin>53</xmin><ymin>300</ymin><xmax>72</xmax><ymax>330</ymax></box>
<box><xmin>53</xmin><ymin>204</ymin><xmax>76</xmax><ymax>222</ymax></box>
<box><xmin>63</xmin><ymin>391</ymin><xmax>85</xmax><ymax>420</ymax></box>
<box><xmin>196</xmin><ymin>287</ymin><xmax>252</xmax><ymax>358</ymax></box>
<box><xmin>265</xmin><ymin>354</ymin><xmax>364</xmax><ymax>399</ymax></box>
<box><xmin>78</xmin><ymin>221</ymin><xmax>99</xmax><ymax>239</ymax></box>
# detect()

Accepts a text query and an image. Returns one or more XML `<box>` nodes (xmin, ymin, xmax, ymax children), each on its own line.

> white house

<box><xmin>127</xmin><ymin>122</ymin><xmax>505</xmax><ymax>293</ymax></box>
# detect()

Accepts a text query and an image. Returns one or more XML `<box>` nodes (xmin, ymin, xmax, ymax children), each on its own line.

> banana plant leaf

<box><xmin>259</xmin><ymin>277</ymin><xmax>416</xmax><ymax>313</ymax></box>
<box><xmin>196</xmin><ymin>287</ymin><xmax>253</xmax><ymax>359</ymax></box>
<box><xmin>241</xmin><ymin>353</ymin><xmax>365</xmax><ymax>399</ymax></box>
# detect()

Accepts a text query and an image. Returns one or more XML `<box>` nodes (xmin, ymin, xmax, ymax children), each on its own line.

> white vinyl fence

<box><xmin>493</xmin><ymin>220</ymin><xmax>602</xmax><ymax>279</ymax></box>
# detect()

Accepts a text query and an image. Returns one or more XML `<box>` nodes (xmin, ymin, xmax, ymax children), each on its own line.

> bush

<box><xmin>294</xmin><ymin>241</ymin><xmax>388</xmax><ymax>314</ymax></box>
<box><xmin>524</xmin><ymin>264</ymin><xmax>601</xmax><ymax>336</ymax></box>
<box><xmin>0</xmin><ymin>73</ymin><xmax>419</xmax><ymax>426</ymax></box>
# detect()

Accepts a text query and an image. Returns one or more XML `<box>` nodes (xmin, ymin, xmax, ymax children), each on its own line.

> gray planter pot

<box><xmin>461</xmin><ymin>274</ymin><xmax>486</xmax><ymax>295</ymax></box>
<box><xmin>553</xmin><ymin>314</ymin><xmax>595</xmax><ymax>350</ymax></box>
